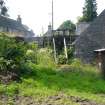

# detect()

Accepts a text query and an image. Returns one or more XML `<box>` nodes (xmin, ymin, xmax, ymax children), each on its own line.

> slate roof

<box><xmin>0</xmin><ymin>15</ymin><xmax>28</xmax><ymax>32</ymax></box>
<box><xmin>75</xmin><ymin>9</ymin><xmax>105</xmax><ymax>63</ymax></box>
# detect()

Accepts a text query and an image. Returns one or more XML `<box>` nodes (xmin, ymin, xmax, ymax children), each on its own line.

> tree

<box><xmin>79</xmin><ymin>0</ymin><xmax>97</xmax><ymax>22</ymax></box>
<box><xmin>0</xmin><ymin>0</ymin><xmax>8</xmax><ymax>16</ymax></box>
<box><xmin>58</xmin><ymin>20</ymin><xmax>76</xmax><ymax>33</ymax></box>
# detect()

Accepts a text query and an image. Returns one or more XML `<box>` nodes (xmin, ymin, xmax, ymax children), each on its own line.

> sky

<box><xmin>6</xmin><ymin>0</ymin><xmax>105</xmax><ymax>36</ymax></box>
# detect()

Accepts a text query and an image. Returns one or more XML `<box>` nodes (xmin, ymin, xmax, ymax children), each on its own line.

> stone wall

<box><xmin>75</xmin><ymin>22</ymin><xmax>90</xmax><ymax>35</ymax></box>
<box><xmin>75</xmin><ymin>9</ymin><xmax>105</xmax><ymax>63</ymax></box>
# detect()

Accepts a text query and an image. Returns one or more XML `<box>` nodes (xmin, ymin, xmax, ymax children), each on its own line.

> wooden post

<box><xmin>53</xmin><ymin>36</ymin><xmax>57</xmax><ymax>63</ymax></box>
<box><xmin>69</xmin><ymin>30</ymin><xmax>72</xmax><ymax>48</ymax></box>
<box><xmin>63</xmin><ymin>30</ymin><xmax>68</xmax><ymax>63</ymax></box>
<box><xmin>98</xmin><ymin>52</ymin><xmax>102</xmax><ymax>70</ymax></box>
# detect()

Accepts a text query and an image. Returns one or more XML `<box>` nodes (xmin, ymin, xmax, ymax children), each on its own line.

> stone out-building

<box><xmin>75</xmin><ymin>9</ymin><xmax>105</xmax><ymax>63</ymax></box>
<box><xmin>0</xmin><ymin>15</ymin><xmax>34</xmax><ymax>40</ymax></box>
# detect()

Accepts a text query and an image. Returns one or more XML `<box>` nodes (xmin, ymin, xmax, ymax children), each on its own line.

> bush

<box><xmin>57</xmin><ymin>47</ymin><xmax>75</xmax><ymax>64</ymax></box>
<box><xmin>0</xmin><ymin>33</ymin><xmax>27</xmax><ymax>74</ymax></box>
<box><xmin>0</xmin><ymin>33</ymin><xmax>57</xmax><ymax>82</ymax></box>
<box><xmin>25</xmin><ymin>42</ymin><xmax>38</xmax><ymax>63</ymax></box>
<box><xmin>37</xmin><ymin>48</ymin><xmax>56</xmax><ymax>68</ymax></box>
<box><xmin>67</xmin><ymin>47</ymin><xmax>74</xmax><ymax>59</ymax></box>
<box><xmin>58</xmin><ymin>54</ymin><xmax>67</xmax><ymax>64</ymax></box>
<box><xmin>70</xmin><ymin>58</ymin><xmax>83</xmax><ymax>68</ymax></box>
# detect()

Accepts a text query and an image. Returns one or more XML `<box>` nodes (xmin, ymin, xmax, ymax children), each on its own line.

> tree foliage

<box><xmin>58</xmin><ymin>20</ymin><xmax>76</xmax><ymax>33</ymax></box>
<box><xmin>0</xmin><ymin>0</ymin><xmax>8</xmax><ymax>16</ymax></box>
<box><xmin>78</xmin><ymin>0</ymin><xmax>97</xmax><ymax>22</ymax></box>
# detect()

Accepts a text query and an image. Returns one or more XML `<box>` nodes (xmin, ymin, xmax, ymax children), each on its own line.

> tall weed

<box><xmin>37</xmin><ymin>48</ymin><xmax>56</xmax><ymax>68</ymax></box>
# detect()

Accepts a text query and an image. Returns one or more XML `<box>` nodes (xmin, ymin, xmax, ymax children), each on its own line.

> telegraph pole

<box><xmin>52</xmin><ymin>0</ymin><xmax>57</xmax><ymax>63</ymax></box>
<box><xmin>52</xmin><ymin>0</ymin><xmax>53</xmax><ymax>30</ymax></box>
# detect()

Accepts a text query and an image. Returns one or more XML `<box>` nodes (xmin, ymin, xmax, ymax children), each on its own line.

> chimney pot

<box><xmin>17</xmin><ymin>15</ymin><xmax>22</xmax><ymax>24</ymax></box>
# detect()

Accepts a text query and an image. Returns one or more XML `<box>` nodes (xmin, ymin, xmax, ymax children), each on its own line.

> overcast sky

<box><xmin>6</xmin><ymin>0</ymin><xmax>105</xmax><ymax>35</ymax></box>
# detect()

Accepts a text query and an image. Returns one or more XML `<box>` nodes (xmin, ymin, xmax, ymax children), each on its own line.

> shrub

<box><xmin>37</xmin><ymin>48</ymin><xmax>56</xmax><ymax>68</ymax></box>
<box><xmin>70</xmin><ymin>58</ymin><xmax>83</xmax><ymax>68</ymax></box>
<box><xmin>25</xmin><ymin>42</ymin><xmax>38</xmax><ymax>64</ymax></box>
<box><xmin>58</xmin><ymin>54</ymin><xmax>67</xmax><ymax>64</ymax></box>
<box><xmin>0</xmin><ymin>33</ymin><xmax>27</xmax><ymax>74</ymax></box>
<box><xmin>57</xmin><ymin>47</ymin><xmax>75</xmax><ymax>64</ymax></box>
<box><xmin>67</xmin><ymin>47</ymin><xmax>74</xmax><ymax>59</ymax></box>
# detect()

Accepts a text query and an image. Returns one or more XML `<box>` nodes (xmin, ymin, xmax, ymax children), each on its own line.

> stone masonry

<box><xmin>75</xmin><ymin>9</ymin><xmax>105</xmax><ymax>63</ymax></box>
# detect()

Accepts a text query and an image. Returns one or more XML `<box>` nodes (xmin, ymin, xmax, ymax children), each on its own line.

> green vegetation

<box><xmin>0</xmin><ymin>0</ymin><xmax>8</xmax><ymax>16</ymax></box>
<box><xmin>58</xmin><ymin>47</ymin><xmax>74</xmax><ymax>64</ymax></box>
<box><xmin>37</xmin><ymin>48</ymin><xmax>55</xmax><ymax>68</ymax></box>
<box><xmin>0</xmin><ymin>34</ymin><xmax>26</xmax><ymax>74</ymax></box>
<box><xmin>0</xmin><ymin>58</ymin><xmax>105</xmax><ymax>104</ymax></box>
<box><xmin>0</xmin><ymin>33</ymin><xmax>105</xmax><ymax>104</ymax></box>
<box><xmin>78</xmin><ymin>0</ymin><xmax>97</xmax><ymax>22</ymax></box>
<box><xmin>58</xmin><ymin>20</ymin><xmax>76</xmax><ymax>34</ymax></box>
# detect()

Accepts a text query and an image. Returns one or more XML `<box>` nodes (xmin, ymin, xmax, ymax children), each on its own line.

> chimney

<box><xmin>17</xmin><ymin>15</ymin><xmax>22</xmax><ymax>24</ymax></box>
<box><xmin>47</xmin><ymin>24</ymin><xmax>52</xmax><ymax>36</ymax></box>
<box><xmin>48</xmin><ymin>24</ymin><xmax>52</xmax><ymax>32</ymax></box>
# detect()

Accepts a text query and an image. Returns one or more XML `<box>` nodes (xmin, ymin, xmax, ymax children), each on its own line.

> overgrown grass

<box><xmin>0</xmin><ymin>60</ymin><xmax>105</xmax><ymax>104</ymax></box>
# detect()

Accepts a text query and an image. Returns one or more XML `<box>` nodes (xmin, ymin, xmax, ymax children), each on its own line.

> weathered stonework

<box><xmin>75</xmin><ymin>9</ymin><xmax>105</xmax><ymax>63</ymax></box>
<box><xmin>0</xmin><ymin>15</ymin><xmax>34</xmax><ymax>40</ymax></box>
<box><xmin>75</xmin><ymin>22</ymin><xmax>90</xmax><ymax>35</ymax></box>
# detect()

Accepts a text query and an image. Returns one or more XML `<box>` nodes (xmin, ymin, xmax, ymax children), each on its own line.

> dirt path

<box><xmin>0</xmin><ymin>93</ymin><xmax>103</xmax><ymax>105</ymax></box>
